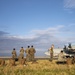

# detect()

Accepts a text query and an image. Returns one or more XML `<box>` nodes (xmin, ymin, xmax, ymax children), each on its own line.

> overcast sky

<box><xmin>0</xmin><ymin>0</ymin><xmax>75</xmax><ymax>56</ymax></box>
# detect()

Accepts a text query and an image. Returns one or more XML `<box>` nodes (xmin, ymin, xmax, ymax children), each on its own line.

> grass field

<box><xmin>0</xmin><ymin>59</ymin><xmax>75</xmax><ymax>75</ymax></box>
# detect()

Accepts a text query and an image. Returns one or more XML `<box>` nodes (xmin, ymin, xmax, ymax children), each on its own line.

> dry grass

<box><xmin>0</xmin><ymin>59</ymin><xmax>75</xmax><ymax>75</ymax></box>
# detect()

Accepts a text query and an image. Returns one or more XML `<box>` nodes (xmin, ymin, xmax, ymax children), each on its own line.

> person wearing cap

<box><xmin>19</xmin><ymin>47</ymin><xmax>24</xmax><ymax>59</ymax></box>
<box><xmin>58</xmin><ymin>50</ymin><xmax>66</xmax><ymax>61</ymax></box>
<box><xmin>25</xmin><ymin>46</ymin><xmax>30</xmax><ymax>61</ymax></box>
<box><xmin>29</xmin><ymin>45</ymin><xmax>36</xmax><ymax>61</ymax></box>
<box><xmin>12</xmin><ymin>48</ymin><xmax>17</xmax><ymax>59</ymax></box>
<box><xmin>56</xmin><ymin>50</ymin><xmax>66</xmax><ymax>64</ymax></box>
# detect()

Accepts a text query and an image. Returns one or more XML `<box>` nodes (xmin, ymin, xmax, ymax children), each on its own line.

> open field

<box><xmin>0</xmin><ymin>59</ymin><xmax>75</xmax><ymax>75</ymax></box>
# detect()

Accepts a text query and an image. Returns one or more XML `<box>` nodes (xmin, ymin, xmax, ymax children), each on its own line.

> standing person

<box><xmin>19</xmin><ymin>47</ymin><xmax>24</xmax><ymax>59</ymax></box>
<box><xmin>12</xmin><ymin>48</ymin><xmax>17</xmax><ymax>59</ymax></box>
<box><xmin>49</xmin><ymin>44</ymin><xmax>54</xmax><ymax>61</ymax></box>
<box><xmin>25</xmin><ymin>46</ymin><xmax>30</xmax><ymax>61</ymax></box>
<box><xmin>29</xmin><ymin>45</ymin><xmax>36</xmax><ymax>61</ymax></box>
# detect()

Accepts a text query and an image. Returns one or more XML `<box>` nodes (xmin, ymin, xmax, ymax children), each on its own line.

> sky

<box><xmin>0</xmin><ymin>0</ymin><xmax>75</xmax><ymax>56</ymax></box>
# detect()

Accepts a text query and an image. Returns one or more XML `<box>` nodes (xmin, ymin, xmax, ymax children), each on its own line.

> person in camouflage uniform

<box><xmin>19</xmin><ymin>47</ymin><xmax>24</xmax><ymax>59</ymax></box>
<box><xmin>12</xmin><ymin>48</ymin><xmax>17</xmax><ymax>59</ymax></box>
<box><xmin>25</xmin><ymin>46</ymin><xmax>30</xmax><ymax>61</ymax></box>
<box><xmin>29</xmin><ymin>45</ymin><xmax>36</xmax><ymax>61</ymax></box>
<box><xmin>58</xmin><ymin>50</ymin><xmax>65</xmax><ymax>61</ymax></box>
<box><xmin>49</xmin><ymin>44</ymin><xmax>54</xmax><ymax>61</ymax></box>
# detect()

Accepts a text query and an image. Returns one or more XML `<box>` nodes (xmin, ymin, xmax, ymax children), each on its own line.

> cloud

<box><xmin>0</xmin><ymin>25</ymin><xmax>75</xmax><ymax>56</ymax></box>
<box><xmin>31</xmin><ymin>25</ymin><xmax>65</xmax><ymax>35</ymax></box>
<box><xmin>0</xmin><ymin>31</ymin><xmax>9</xmax><ymax>36</ymax></box>
<box><xmin>64</xmin><ymin>0</ymin><xmax>75</xmax><ymax>8</ymax></box>
<box><xmin>0</xmin><ymin>25</ymin><xmax>65</xmax><ymax>49</ymax></box>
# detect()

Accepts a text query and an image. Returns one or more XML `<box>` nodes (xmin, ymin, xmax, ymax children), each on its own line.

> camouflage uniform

<box><xmin>58</xmin><ymin>51</ymin><xmax>66</xmax><ymax>61</ymax></box>
<box><xmin>25</xmin><ymin>46</ymin><xmax>30</xmax><ymax>61</ymax></box>
<box><xmin>19</xmin><ymin>47</ymin><xmax>24</xmax><ymax>59</ymax></box>
<box><xmin>49</xmin><ymin>44</ymin><xmax>54</xmax><ymax>61</ymax></box>
<box><xmin>12</xmin><ymin>49</ymin><xmax>17</xmax><ymax>59</ymax></box>
<box><xmin>29</xmin><ymin>46</ymin><xmax>36</xmax><ymax>61</ymax></box>
<box><xmin>50</xmin><ymin>47</ymin><xmax>53</xmax><ymax>61</ymax></box>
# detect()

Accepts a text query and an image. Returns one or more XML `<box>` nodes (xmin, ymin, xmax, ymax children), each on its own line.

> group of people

<box><xmin>12</xmin><ymin>45</ymin><xmax>36</xmax><ymax>62</ymax></box>
<box><xmin>12</xmin><ymin>44</ymin><xmax>54</xmax><ymax>62</ymax></box>
<box><xmin>0</xmin><ymin>44</ymin><xmax>75</xmax><ymax>66</ymax></box>
<box><xmin>48</xmin><ymin>44</ymin><xmax>75</xmax><ymax>64</ymax></box>
<box><xmin>49</xmin><ymin>44</ymin><xmax>66</xmax><ymax>62</ymax></box>
<box><xmin>12</xmin><ymin>44</ymin><xmax>75</xmax><ymax>65</ymax></box>
<box><xmin>11</xmin><ymin>44</ymin><xmax>65</xmax><ymax>62</ymax></box>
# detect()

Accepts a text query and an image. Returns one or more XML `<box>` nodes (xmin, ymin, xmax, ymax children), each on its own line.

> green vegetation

<box><xmin>0</xmin><ymin>60</ymin><xmax>75</xmax><ymax>75</ymax></box>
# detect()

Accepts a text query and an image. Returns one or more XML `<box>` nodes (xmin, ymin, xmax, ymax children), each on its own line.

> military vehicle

<box><xmin>63</xmin><ymin>43</ymin><xmax>75</xmax><ymax>57</ymax></box>
<box><xmin>45</xmin><ymin>48</ymin><xmax>62</xmax><ymax>57</ymax></box>
<box><xmin>45</xmin><ymin>43</ymin><xmax>75</xmax><ymax>58</ymax></box>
